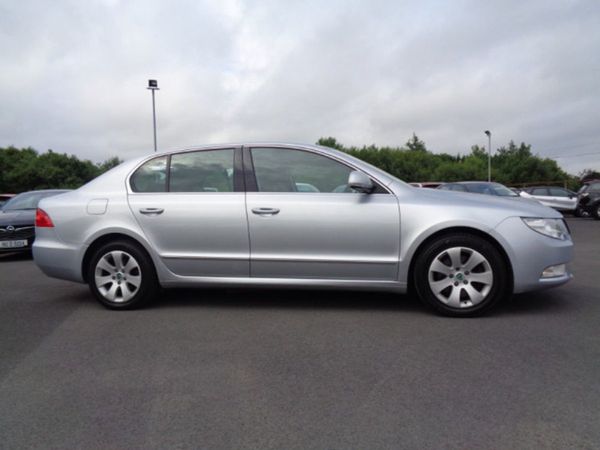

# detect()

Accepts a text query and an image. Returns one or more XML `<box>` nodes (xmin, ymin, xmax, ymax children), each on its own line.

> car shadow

<box><xmin>0</xmin><ymin>251</ymin><xmax>32</xmax><ymax>262</ymax></box>
<box><xmin>156</xmin><ymin>287</ymin><xmax>425</xmax><ymax>314</ymax></box>
<box><xmin>495</xmin><ymin>289</ymin><xmax>576</xmax><ymax>316</ymax></box>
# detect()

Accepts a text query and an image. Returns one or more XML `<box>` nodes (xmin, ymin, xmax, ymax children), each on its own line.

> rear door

<box><xmin>127</xmin><ymin>147</ymin><xmax>250</xmax><ymax>277</ymax></box>
<box><xmin>547</xmin><ymin>187</ymin><xmax>577</xmax><ymax>211</ymax></box>
<box><xmin>243</xmin><ymin>146</ymin><xmax>400</xmax><ymax>281</ymax></box>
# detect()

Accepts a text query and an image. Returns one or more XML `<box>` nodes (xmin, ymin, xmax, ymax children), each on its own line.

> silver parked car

<box><xmin>33</xmin><ymin>143</ymin><xmax>573</xmax><ymax>316</ymax></box>
<box><xmin>519</xmin><ymin>186</ymin><xmax>578</xmax><ymax>213</ymax></box>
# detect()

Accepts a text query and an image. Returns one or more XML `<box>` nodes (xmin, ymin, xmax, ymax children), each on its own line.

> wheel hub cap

<box><xmin>428</xmin><ymin>247</ymin><xmax>493</xmax><ymax>308</ymax></box>
<box><xmin>94</xmin><ymin>250</ymin><xmax>142</xmax><ymax>303</ymax></box>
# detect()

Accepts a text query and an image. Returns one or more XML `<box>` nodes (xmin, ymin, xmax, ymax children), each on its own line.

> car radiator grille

<box><xmin>0</xmin><ymin>226</ymin><xmax>35</xmax><ymax>241</ymax></box>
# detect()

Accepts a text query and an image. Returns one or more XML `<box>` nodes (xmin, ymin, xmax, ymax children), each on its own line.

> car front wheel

<box><xmin>87</xmin><ymin>240</ymin><xmax>158</xmax><ymax>310</ymax></box>
<box><xmin>413</xmin><ymin>234</ymin><xmax>510</xmax><ymax>317</ymax></box>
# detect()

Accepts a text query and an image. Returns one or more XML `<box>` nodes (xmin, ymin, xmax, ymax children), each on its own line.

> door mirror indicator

<box><xmin>348</xmin><ymin>171</ymin><xmax>374</xmax><ymax>194</ymax></box>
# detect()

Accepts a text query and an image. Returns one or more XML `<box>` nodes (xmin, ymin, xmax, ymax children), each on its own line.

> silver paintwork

<box><xmin>33</xmin><ymin>142</ymin><xmax>573</xmax><ymax>297</ymax></box>
<box><xmin>94</xmin><ymin>250</ymin><xmax>142</xmax><ymax>303</ymax></box>
<box><xmin>428</xmin><ymin>247</ymin><xmax>493</xmax><ymax>308</ymax></box>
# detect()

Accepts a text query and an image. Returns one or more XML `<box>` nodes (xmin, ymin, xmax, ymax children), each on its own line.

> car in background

<box><xmin>0</xmin><ymin>190</ymin><xmax>70</xmax><ymax>253</ymax></box>
<box><xmin>0</xmin><ymin>194</ymin><xmax>16</xmax><ymax>209</ymax></box>
<box><xmin>437</xmin><ymin>181</ymin><xmax>521</xmax><ymax>197</ymax></box>
<box><xmin>409</xmin><ymin>182</ymin><xmax>443</xmax><ymax>189</ymax></box>
<box><xmin>519</xmin><ymin>186</ymin><xmax>577</xmax><ymax>213</ymax></box>
<box><xmin>575</xmin><ymin>180</ymin><xmax>600</xmax><ymax>219</ymax></box>
<box><xmin>33</xmin><ymin>143</ymin><xmax>572</xmax><ymax>317</ymax></box>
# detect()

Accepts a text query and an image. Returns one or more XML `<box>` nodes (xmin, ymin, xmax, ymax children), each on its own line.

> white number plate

<box><xmin>0</xmin><ymin>240</ymin><xmax>28</xmax><ymax>249</ymax></box>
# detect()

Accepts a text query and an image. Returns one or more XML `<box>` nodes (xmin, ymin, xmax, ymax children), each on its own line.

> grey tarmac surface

<box><xmin>0</xmin><ymin>218</ymin><xmax>599</xmax><ymax>449</ymax></box>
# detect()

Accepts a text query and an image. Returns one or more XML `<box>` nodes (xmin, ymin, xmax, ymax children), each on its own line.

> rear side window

<box><xmin>130</xmin><ymin>156</ymin><xmax>168</xmax><ymax>192</ymax></box>
<box><xmin>549</xmin><ymin>188</ymin><xmax>568</xmax><ymax>197</ymax></box>
<box><xmin>589</xmin><ymin>183</ymin><xmax>600</xmax><ymax>192</ymax></box>
<box><xmin>532</xmin><ymin>188</ymin><xmax>548</xmax><ymax>196</ymax></box>
<box><xmin>169</xmin><ymin>149</ymin><xmax>234</xmax><ymax>192</ymax></box>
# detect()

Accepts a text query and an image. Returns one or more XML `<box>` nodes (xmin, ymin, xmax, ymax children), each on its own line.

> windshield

<box><xmin>464</xmin><ymin>183</ymin><xmax>518</xmax><ymax>197</ymax></box>
<box><xmin>2</xmin><ymin>191</ymin><xmax>66</xmax><ymax>211</ymax></box>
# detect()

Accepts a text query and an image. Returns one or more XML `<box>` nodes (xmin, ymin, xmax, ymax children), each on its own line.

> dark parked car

<box><xmin>437</xmin><ymin>181</ymin><xmax>520</xmax><ymax>197</ymax></box>
<box><xmin>0</xmin><ymin>190</ymin><xmax>69</xmax><ymax>252</ymax></box>
<box><xmin>0</xmin><ymin>194</ymin><xmax>16</xmax><ymax>209</ymax></box>
<box><xmin>576</xmin><ymin>180</ymin><xmax>600</xmax><ymax>219</ymax></box>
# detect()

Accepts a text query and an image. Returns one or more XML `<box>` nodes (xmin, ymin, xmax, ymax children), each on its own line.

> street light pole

<box><xmin>484</xmin><ymin>130</ymin><xmax>491</xmax><ymax>182</ymax></box>
<box><xmin>147</xmin><ymin>79</ymin><xmax>159</xmax><ymax>152</ymax></box>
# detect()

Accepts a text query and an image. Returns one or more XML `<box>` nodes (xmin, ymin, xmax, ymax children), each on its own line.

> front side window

<box><xmin>251</xmin><ymin>148</ymin><xmax>356</xmax><ymax>193</ymax></box>
<box><xmin>130</xmin><ymin>156</ymin><xmax>168</xmax><ymax>192</ymax></box>
<box><xmin>169</xmin><ymin>149</ymin><xmax>234</xmax><ymax>192</ymax></box>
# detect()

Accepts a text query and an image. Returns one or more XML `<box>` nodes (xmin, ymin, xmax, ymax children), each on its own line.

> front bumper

<box><xmin>493</xmin><ymin>217</ymin><xmax>573</xmax><ymax>294</ymax></box>
<box><xmin>0</xmin><ymin>227</ymin><xmax>35</xmax><ymax>252</ymax></box>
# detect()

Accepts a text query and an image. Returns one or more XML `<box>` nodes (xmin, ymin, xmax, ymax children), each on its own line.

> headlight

<box><xmin>522</xmin><ymin>218</ymin><xmax>570</xmax><ymax>240</ymax></box>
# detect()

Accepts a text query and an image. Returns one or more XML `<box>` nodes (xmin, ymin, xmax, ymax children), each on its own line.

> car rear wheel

<box><xmin>413</xmin><ymin>234</ymin><xmax>510</xmax><ymax>317</ymax></box>
<box><xmin>87</xmin><ymin>240</ymin><xmax>158</xmax><ymax>309</ymax></box>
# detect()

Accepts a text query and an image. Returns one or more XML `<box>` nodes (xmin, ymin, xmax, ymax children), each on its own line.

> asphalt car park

<box><xmin>0</xmin><ymin>217</ymin><xmax>598</xmax><ymax>448</ymax></box>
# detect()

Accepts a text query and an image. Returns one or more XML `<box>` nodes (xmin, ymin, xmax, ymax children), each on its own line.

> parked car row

<box><xmin>411</xmin><ymin>180</ymin><xmax>599</xmax><ymax>219</ymax></box>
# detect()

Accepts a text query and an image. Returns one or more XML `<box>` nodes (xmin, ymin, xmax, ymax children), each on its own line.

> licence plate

<box><xmin>0</xmin><ymin>240</ymin><xmax>28</xmax><ymax>249</ymax></box>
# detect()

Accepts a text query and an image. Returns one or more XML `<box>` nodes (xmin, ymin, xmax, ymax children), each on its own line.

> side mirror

<box><xmin>348</xmin><ymin>170</ymin><xmax>374</xmax><ymax>193</ymax></box>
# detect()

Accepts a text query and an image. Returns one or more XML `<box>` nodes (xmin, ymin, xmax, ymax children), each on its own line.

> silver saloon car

<box><xmin>33</xmin><ymin>143</ymin><xmax>573</xmax><ymax>316</ymax></box>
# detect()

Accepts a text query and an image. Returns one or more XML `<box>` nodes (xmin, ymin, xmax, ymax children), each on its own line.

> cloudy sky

<box><xmin>1</xmin><ymin>0</ymin><xmax>599</xmax><ymax>173</ymax></box>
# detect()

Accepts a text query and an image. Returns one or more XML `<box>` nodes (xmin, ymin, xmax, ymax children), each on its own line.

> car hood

<box><xmin>0</xmin><ymin>209</ymin><xmax>36</xmax><ymax>226</ymax></box>
<box><xmin>409</xmin><ymin>187</ymin><xmax>563</xmax><ymax>219</ymax></box>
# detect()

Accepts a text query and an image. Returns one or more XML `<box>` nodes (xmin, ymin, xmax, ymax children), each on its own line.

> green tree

<box><xmin>0</xmin><ymin>147</ymin><xmax>123</xmax><ymax>193</ymax></box>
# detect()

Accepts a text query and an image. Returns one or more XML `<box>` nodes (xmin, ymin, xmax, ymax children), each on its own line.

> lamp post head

<box><xmin>147</xmin><ymin>79</ymin><xmax>159</xmax><ymax>90</ymax></box>
<box><xmin>484</xmin><ymin>130</ymin><xmax>491</xmax><ymax>137</ymax></box>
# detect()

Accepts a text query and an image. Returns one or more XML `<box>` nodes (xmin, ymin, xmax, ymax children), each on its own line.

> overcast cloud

<box><xmin>1</xmin><ymin>0</ymin><xmax>599</xmax><ymax>173</ymax></box>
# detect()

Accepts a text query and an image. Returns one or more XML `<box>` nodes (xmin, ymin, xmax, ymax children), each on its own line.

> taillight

<box><xmin>35</xmin><ymin>208</ymin><xmax>54</xmax><ymax>228</ymax></box>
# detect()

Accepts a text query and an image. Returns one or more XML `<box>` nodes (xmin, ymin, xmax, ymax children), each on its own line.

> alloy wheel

<box><xmin>428</xmin><ymin>246</ymin><xmax>493</xmax><ymax>308</ymax></box>
<box><xmin>94</xmin><ymin>250</ymin><xmax>142</xmax><ymax>303</ymax></box>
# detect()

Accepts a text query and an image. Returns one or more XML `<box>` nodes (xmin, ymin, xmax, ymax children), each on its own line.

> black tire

<box><xmin>573</xmin><ymin>206</ymin><xmax>583</xmax><ymax>218</ymax></box>
<box><xmin>87</xmin><ymin>240</ymin><xmax>159</xmax><ymax>310</ymax></box>
<box><xmin>413</xmin><ymin>233</ymin><xmax>510</xmax><ymax>317</ymax></box>
<box><xmin>593</xmin><ymin>204</ymin><xmax>600</xmax><ymax>220</ymax></box>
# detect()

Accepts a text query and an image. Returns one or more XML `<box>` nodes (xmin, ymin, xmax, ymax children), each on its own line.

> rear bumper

<box><xmin>32</xmin><ymin>229</ymin><xmax>86</xmax><ymax>283</ymax></box>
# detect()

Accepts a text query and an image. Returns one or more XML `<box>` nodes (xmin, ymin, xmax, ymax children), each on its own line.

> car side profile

<box><xmin>519</xmin><ymin>186</ymin><xmax>578</xmax><ymax>213</ymax></box>
<box><xmin>33</xmin><ymin>143</ymin><xmax>573</xmax><ymax>316</ymax></box>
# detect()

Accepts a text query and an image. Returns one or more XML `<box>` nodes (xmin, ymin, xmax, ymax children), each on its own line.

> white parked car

<box><xmin>519</xmin><ymin>186</ymin><xmax>577</xmax><ymax>213</ymax></box>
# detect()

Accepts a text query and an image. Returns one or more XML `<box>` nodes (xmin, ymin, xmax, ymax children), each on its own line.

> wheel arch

<box><xmin>82</xmin><ymin>232</ymin><xmax>156</xmax><ymax>283</ymax></box>
<box><xmin>407</xmin><ymin>226</ymin><xmax>514</xmax><ymax>294</ymax></box>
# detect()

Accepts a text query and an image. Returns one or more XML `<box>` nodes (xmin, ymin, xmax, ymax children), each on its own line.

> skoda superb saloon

<box><xmin>33</xmin><ymin>143</ymin><xmax>573</xmax><ymax>316</ymax></box>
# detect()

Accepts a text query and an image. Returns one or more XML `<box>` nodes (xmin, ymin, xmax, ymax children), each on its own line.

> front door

<box><xmin>127</xmin><ymin>147</ymin><xmax>249</xmax><ymax>277</ymax></box>
<box><xmin>244</xmin><ymin>146</ymin><xmax>400</xmax><ymax>280</ymax></box>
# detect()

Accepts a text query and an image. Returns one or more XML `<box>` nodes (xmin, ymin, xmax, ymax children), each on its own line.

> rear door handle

<box><xmin>139</xmin><ymin>208</ymin><xmax>164</xmax><ymax>215</ymax></box>
<box><xmin>252</xmin><ymin>207</ymin><xmax>280</xmax><ymax>216</ymax></box>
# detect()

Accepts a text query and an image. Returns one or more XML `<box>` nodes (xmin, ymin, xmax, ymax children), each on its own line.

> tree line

<box><xmin>1</xmin><ymin>139</ymin><xmax>597</xmax><ymax>193</ymax></box>
<box><xmin>317</xmin><ymin>135</ymin><xmax>594</xmax><ymax>190</ymax></box>
<box><xmin>0</xmin><ymin>146</ymin><xmax>121</xmax><ymax>193</ymax></box>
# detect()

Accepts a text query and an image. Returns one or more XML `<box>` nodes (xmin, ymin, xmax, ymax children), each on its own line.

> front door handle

<box><xmin>139</xmin><ymin>208</ymin><xmax>164</xmax><ymax>215</ymax></box>
<box><xmin>252</xmin><ymin>207</ymin><xmax>280</xmax><ymax>216</ymax></box>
